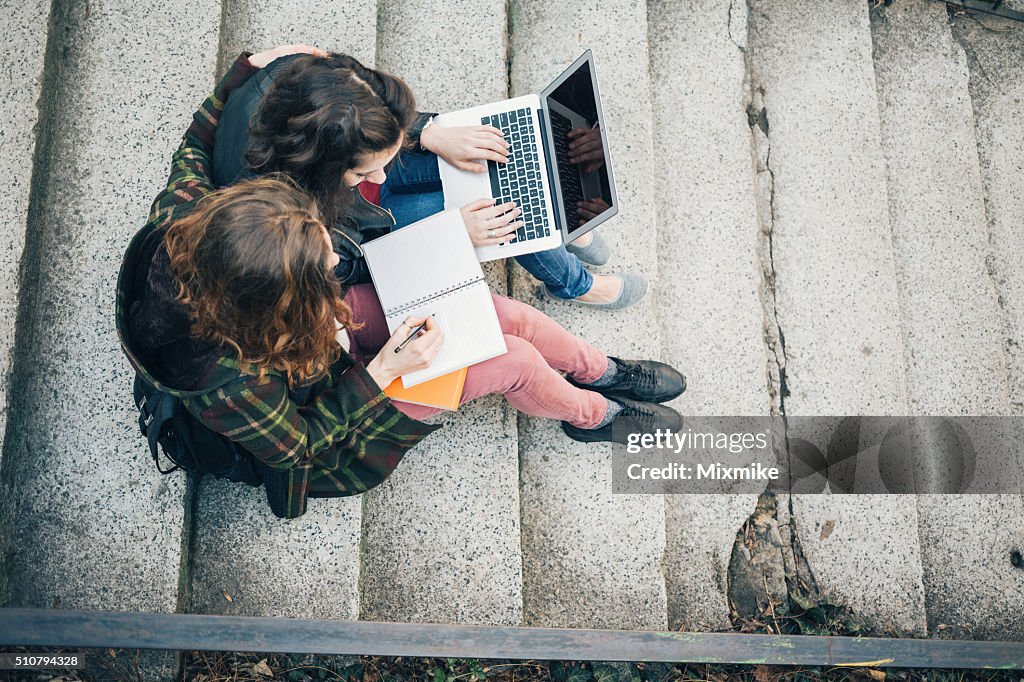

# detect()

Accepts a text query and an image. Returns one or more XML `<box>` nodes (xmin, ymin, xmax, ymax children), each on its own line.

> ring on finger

<box><xmin>486</xmin><ymin>228</ymin><xmax>495</xmax><ymax>239</ymax></box>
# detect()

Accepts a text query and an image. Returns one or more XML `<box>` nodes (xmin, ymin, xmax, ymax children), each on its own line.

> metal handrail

<box><xmin>0</xmin><ymin>609</ymin><xmax>1021</xmax><ymax>669</ymax></box>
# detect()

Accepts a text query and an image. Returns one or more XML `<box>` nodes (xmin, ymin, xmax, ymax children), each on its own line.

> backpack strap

<box><xmin>134</xmin><ymin>375</ymin><xmax>182</xmax><ymax>475</ymax></box>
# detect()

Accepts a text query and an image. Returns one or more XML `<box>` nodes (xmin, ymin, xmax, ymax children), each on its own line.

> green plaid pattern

<box><xmin>116</xmin><ymin>54</ymin><xmax>440</xmax><ymax>519</ymax></box>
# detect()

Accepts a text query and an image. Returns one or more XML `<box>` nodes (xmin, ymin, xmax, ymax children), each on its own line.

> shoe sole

<box><xmin>561</xmin><ymin>422</ymin><xmax>612</xmax><ymax>443</ymax></box>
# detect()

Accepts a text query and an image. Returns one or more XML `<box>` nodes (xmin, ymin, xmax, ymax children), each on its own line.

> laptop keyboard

<box><xmin>482</xmin><ymin>108</ymin><xmax>550</xmax><ymax>244</ymax></box>
<box><xmin>549</xmin><ymin>109</ymin><xmax>586</xmax><ymax>220</ymax></box>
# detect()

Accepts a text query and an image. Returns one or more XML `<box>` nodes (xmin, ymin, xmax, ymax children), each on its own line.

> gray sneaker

<box><xmin>538</xmin><ymin>272</ymin><xmax>648</xmax><ymax>310</ymax></box>
<box><xmin>565</xmin><ymin>230</ymin><xmax>610</xmax><ymax>266</ymax></box>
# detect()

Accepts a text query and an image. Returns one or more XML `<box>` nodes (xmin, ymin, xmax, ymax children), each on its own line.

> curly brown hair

<box><xmin>164</xmin><ymin>176</ymin><xmax>359</xmax><ymax>386</ymax></box>
<box><xmin>245</xmin><ymin>53</ymin><xmax>418</xmax><ymax>229</ymax></box>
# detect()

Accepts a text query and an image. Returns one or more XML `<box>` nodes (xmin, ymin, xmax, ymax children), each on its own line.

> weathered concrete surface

<box><xmin>871</xmin><ymin>0</ymin><xmax>1007</xmax><ymax>414</ymax></box>
<box><xmin>746</xmin><ymin>0</ymin><xmax>927</xmax><ymax>635</ymax></box>
<box><xmin>0</xmin><ymin>0</ymin><xmax>50</xmax><ymax>465</ymax></box>
<box><xmin>190</xmin><ymin>5</ymin><xmax>378</xmax><ymax>621</ymax></box>
<box><xmin>648</xmin><ymin>0</ymin><xmax>767</xmax><ymax>631</ymax></box>
<box><xmin>218</xmin><ymin>0</ymin><xmax>377</xmax><ymax>70</ymax></box>
<box><xmin>0</xmin><ymin>0</ymin><xmax>220</xmax><ymax>677</ymax></box>
<box><xmin>517</xmin><ymin>422</ymin><xmax>667</xmax><ymax>629</ymax></box>
<box><xmin>952</xmin><ymin>15</ymin><xmax>1024</xmax><ymax>414</ymax></box>
<box><xmin>915</xmin><ymin>491</ymin><xmax>1024</xmax><ymax>640</ymax></box>
<box><xmin>361</xmin><ymin>405</ymin><xmax>522</xmax><ymax>624</ymax></box>
<box><xmin>189</xmin><ymin>479</ymin><xmax>363</xmax><ymax>618</ymax></box>
<box><xmin>359</xmin><ymin>0</ymin><xmax>523</xmax><ymax>626</ymax></box>
<box><xmin>2</xmin><ymin>0</ymin><xmax>219</xmax><ymax>610</ymax></box>
<box><xmin>871</xmin><ymin>0</ymin><xmax>1024</xmax><ymax>640</ymax></box>
<box><xmin>509</xmin><ymin>0</ymin><xmax>668</xmax><ymax>629</ymax></box>
<box><xmin>376</xmin><ymin>0</ymin><xmax>508</xmax><ymax>115</ymax></box>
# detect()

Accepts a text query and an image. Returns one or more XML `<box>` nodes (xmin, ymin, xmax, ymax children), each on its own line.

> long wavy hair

<box><xmin>164</xmin><ymin>177</ymin><xmax>358</xmax><ymax>386</ymax></box>
<box><xmin>245</xmin><ymin>53</ymin><xmax>418</xmax><ymax>229</ymax></box>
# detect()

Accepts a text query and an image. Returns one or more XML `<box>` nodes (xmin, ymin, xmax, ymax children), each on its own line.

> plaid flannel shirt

<box><xmin>116</xmin><ymin>53</ymin><xmax>440</xmax><ymax>519</ymax></box>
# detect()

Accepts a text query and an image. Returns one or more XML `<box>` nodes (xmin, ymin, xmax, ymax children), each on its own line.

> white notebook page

<box><xmin>363</xmin><ymin>209</ymin><xmax>507</xmax><ymax>387</ymax></box>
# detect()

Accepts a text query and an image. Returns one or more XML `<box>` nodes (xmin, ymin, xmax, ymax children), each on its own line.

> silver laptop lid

<box><xmin>538</xmin><ymin>50</ymin><xmax>618</xmax><ymax>242</ymax></box>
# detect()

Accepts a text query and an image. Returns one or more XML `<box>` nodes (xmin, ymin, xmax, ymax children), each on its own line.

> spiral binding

<box><xmin>384</xmin><ymin>276</ymin><xmax>485</xmax><ymax>317</ymax></box>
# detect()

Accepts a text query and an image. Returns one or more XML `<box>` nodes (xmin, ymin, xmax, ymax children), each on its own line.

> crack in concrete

<box><xmin>725</xmin><ymin>2</ymin><xmax>821</xmax><ymax>614</ymax></box>
<box><xmin>748</xmin><ymin>85</ymin><xmax>822</xmax><ymax>610</ymax></box>
<box><xmin>727</xmin><ymin>0</ymin><xmax>748</xmax><ymax>53</ymax></box>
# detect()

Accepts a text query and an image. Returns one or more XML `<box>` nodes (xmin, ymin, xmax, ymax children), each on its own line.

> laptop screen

<box><xmin>544</xmin><ymin>56</ymin><xmax>616</xmax><ymax>239</ymax></box>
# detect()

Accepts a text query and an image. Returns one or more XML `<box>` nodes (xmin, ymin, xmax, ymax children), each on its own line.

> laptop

<box><xmin>436</xmin><ymin>50</ymin><xmax>618</xmax><ymax>262</ymax></box>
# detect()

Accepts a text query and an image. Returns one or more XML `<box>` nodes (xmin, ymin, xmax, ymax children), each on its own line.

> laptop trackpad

<box><xmin>439</xmin><ymin>158</ymin><xmax>494</xmax><ymax>211</ymax></box>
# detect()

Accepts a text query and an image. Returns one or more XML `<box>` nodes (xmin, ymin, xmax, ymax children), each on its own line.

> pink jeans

<box><xmin>343</xmin><ymin>284</ymin><xmax>609</xmax><ymax>428</ymax></box>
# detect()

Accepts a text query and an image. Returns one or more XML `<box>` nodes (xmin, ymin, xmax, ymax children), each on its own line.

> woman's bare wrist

<box><xmin>365</xmin><ymin>356</ymin><xmax>396</xmax><ymax>391</ymax></box>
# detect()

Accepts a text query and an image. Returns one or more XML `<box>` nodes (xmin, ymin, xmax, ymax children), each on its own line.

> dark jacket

<box><xmin>211</xmin><ymin>53</ymin><xmax>436</xmax><ymax>284</ymax></box>
<box><xmin>116</xmin><ymin>53</ymin><xmax>439</xmax><ymax>519</ymax></box>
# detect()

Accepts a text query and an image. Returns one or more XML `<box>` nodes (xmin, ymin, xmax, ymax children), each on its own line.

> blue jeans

<box><xmin>379</xmin><ymin>150</ymin><xmax>593</xmax><ymax>299</ymax></box>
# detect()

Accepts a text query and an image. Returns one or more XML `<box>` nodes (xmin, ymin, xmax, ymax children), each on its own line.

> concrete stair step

<box><xmin>951</xmin><ymin>14</ymin><xmax>1024</xmax><ymax>413</ymax></box>
<box><xmin>2</xmin><ymin>0</ymin><xmax>221</xmax><ymax>610</ymax></box>
<box><xmin>647</xmin><ymin>0</ymin><xmax>769</xmax><ymax>632</ymax></box>
<box><xmin>0</xmin><ymin>0</ymin><xmax>222</xmax><ymax>676</ymax></box>
<box><xmin>1</xmin><ymin>0</ymin><xmax>1020</xmax><ymax>654</ymax></box>
<box><xmin>869</xmin><ymin>0</ymin><xmax>1024</xmax><ymax>640</ymax></box>
<box><xmin>0</xmin><ymin>0</ymin><xmax>50</xmax><ymax>467</ymax></box>
<box><xmin>359</xmin><ymin>401</ymin><xmax>522</xmax><ymax>625</ymax></box>
<box><xmin>189</xmin><ymin>480</ymin><xmax>363</xmax><ymax>619</ymax></box>
<box><xmin>870</xmin><ymin>0</ymin><xmax>1008</xmax><ymax>416</ymax></box>
<box><xmin>508</xmin><ymin>0</ymin><xmax>667</xmax><ymax>630</ymax></box>
<box><xmin>359</xmin><ymin>0</ymin><xmax>523</xmax><ymax>626</ymax></box>
<box><xmin>218</xmin><ymin>0</ymin><xmax>378</xmax><ymax>70</ymax></box>
<box><xmin>187</xmin><ymin>0</ymin><xmax>380</xmax><ymax>622</ymax></box>
<box><xmin>746</xmin><ymin>0</ymin><xmax>927</xmax><ymax>635</ymax></box>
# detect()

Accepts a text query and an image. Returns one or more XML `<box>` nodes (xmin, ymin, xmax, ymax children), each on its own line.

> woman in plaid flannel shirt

<box><xmin>120</xmin><ymin>46</ymin><xmax>685</xmax><ymax>519</ymax></box>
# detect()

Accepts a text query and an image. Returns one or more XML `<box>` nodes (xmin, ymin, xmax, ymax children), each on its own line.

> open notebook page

<box><xmin>365</xmin><ymin>210</ymin><xmax>482</xmax><ymax>309</ymax></box>
<box><xmin>363</xmin><ymin>209</ymin><xmax>507</xmax><ymax>387</ymax></box>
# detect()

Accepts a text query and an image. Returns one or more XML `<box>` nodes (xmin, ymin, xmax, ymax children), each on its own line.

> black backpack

<box><xmin>117</xmin><ymin>220</ymin><xmax>263</xmax><ymax>488</ymax></box>
<box><xmin>132</xmin><ymin>374</ymin><xmax>263</xmax><ymax>486</ymax></box>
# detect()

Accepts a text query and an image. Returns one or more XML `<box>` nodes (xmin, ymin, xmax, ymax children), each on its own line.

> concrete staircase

<box><xmin>1</xmin><ymin>0</ymin><xmax>1022</xmax><ymax>676</ymax></box>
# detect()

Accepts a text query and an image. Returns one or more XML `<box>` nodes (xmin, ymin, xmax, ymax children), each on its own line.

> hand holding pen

<box><xmin>394</xmin><ymin>315</ymin><xmax>434</xmax><ymax>353</ymax></box>
<box><xmin>366</xmin><ymin>314</ymin><xmax>445</xmax><ymax>389</ymax></box>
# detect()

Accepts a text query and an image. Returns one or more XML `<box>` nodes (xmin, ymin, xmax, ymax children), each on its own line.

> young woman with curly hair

<box><xmin>119</xmin><ymin>46</ymin><xmax>684</xmax><ymax>519</ymax></box>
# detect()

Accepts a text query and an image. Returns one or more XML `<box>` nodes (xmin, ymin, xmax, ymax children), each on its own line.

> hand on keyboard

<box><xmin>419</xmin><ymin>123</ymin><xmax>510</xmax><ymax>173</ymax></box>
<box><xmin>460</xmin><ymin>198</ymin><xmax>524</xmax><ymax>247</ymax></box>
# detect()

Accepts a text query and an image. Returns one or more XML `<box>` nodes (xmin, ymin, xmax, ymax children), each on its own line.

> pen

<box><xmin>394</xmin><ymin>315</ymin><xmax>433</xmax><ymax>353</ymax></box>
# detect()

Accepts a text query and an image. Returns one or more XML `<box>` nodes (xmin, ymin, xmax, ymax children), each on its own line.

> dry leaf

<box><xmin>753</xmin><ymin>665</ymin><xmax>773</xmax><ymax>682</ymax></box>
<box><xmin>107</xmin><ymin>648</ymin><xmax>116</xmax><ymax>658</ymax></box>
<box><xmin>222</xmin><ymin>590</ymin><xmax>234</xmax><ymax>603</ymax></box>
<box><xmin>866</xmin><ymin>669</ymin><xmax>885</xmax><ymax>681</ymax></box>
<box><xmin>937</xmin><ymin>623</ymin><xmax>949</xmax><ymax>630</ymax></box>
<box><xmin>820</xmin><ymin>519</ymin><xmax>836</xmax><ymax>540</ymax></box>
<box><xmin>253</xmin><ymin>659</ymin><xmax>274</xmax><ymax>678</ymax></box>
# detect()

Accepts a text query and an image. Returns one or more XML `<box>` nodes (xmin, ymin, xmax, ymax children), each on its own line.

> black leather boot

<box><xmin>569</xmin><ymin>357</ymin><xmax>686</xmax><ymax>403</ymax></box>
<box><xmin>562</xmin><ymin>397</ymin><xmax>683</xmax><ymax>444</ymax></box>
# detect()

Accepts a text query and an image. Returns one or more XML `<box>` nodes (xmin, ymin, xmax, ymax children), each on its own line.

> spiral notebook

<box><xmin>362</xmin><ymin>208</ymin><xmax>507</xmax><ymax>388</ymax></box>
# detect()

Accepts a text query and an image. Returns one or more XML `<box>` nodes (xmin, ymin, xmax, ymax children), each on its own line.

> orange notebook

<box><xmin>384</xmin><ymin>367</ymin><xmax>467</xmax><ymax>411</ymax></box>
